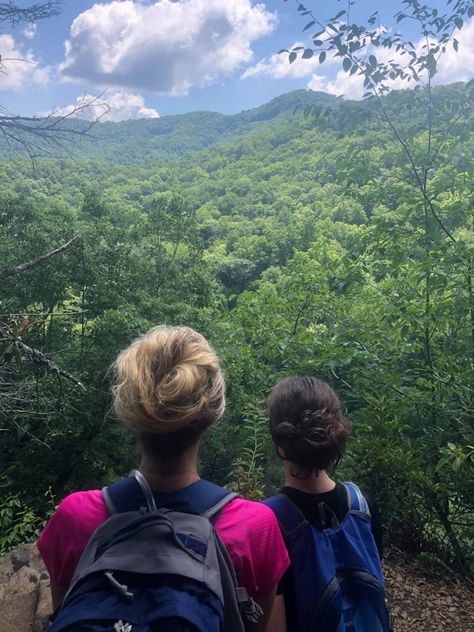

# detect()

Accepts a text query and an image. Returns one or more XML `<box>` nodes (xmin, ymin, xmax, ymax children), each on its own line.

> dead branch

<box><xmin>0</xmin><ymin>2</ymin><xmax>62</xmax><ymax>26</ymax></box>
<box><xmin>0</xmin><ymin>324</ymin><xmax>85</xmax><ymax>389</ymax></box>
<box><xmin>0</xmin><ymin>236</ymin><xmax>79</xmax><ymax>280</ymax></box>
<box><xmin>0</xmin><ymin>94</ymin><xmax>111</xmax><ymax>163</ymax></box>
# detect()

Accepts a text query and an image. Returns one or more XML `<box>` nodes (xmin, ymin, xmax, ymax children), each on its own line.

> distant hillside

<box><xmin>68</xmin><ymin>90</ymin><xmax>338</xmax><ymax>163</ymax></box>
<box><xmin>0</xmin><ymin>90</ymin><xmax>338</xmax><ymax>164</ymax></box>
<box><xmin>1</xmin><ymin>84</ymin><xmax>467</xmax><ymax>165</ymax></box>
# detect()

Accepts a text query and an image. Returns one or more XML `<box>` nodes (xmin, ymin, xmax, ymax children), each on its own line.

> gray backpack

<box><xmin>48</xmin><ymin>471</ymin><xmax>262</xmax><ymax>631</ymax></box>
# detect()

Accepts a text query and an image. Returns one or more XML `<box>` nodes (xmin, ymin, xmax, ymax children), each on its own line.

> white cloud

<box><xmin>44</xmin><ymin>90</ymin><xmax>159</xmax><ymax>122</ymax></box>
<box><xmin>23</xmin><ymin>24</ymin><xmax>37</xmax><ymax>40</ymax></box>
<box><xmin>0</xmin><ymin>34</ymin><xmax>49</xmax><ymax>90</ymax></box>
<box><xmin>60</xmin><ymin>0</ymin><xmax>276</xmax><ymax>95</ymax></box>
<box><xmin>242</xmin><ymin>32</ymin><xmax>340</xmax><ymax>81</ymax></box>
<box><xmin>435</xmin><ymin>17</ymin><xmax>474</xmax><ymax>83</ymax></box>
<box><xmin>307</xmin><ymin>18</ymin><xmax>474</xmax><ymax>99</ymax></box>
<box><xmin>242</xmin><ymin>42</ymin><xmax>323</xmax><ymax>80</ymax></box>
<box><xmin>308</xmin><ymin>71</ymin><xmax>365</xmax><ymax>99</ymax></box>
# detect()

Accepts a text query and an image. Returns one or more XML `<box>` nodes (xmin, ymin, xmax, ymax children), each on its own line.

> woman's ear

<box><xmin>275</xmin><ymin>445</ymin><xmax>287</xmax><ymax>460</ymax></box>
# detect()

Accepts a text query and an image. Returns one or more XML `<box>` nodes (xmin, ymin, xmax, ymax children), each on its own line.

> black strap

<box><xmin>263</xmin><ymin>494</ymin><xmax>308</xmax><ymax>539</ymax></box>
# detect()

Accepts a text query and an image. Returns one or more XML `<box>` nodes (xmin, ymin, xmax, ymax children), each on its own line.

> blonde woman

<box><xmin>38</xmin><ymin>326</ymin><xmax>289</xmax><ymax>631</ymax></box>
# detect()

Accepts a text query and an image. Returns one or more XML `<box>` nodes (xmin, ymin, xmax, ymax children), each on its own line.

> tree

<box><xmin>0</xmin><ymin>1</ymin><xmax>61</xmax><ymax>25</ymax></box>
<box><xmin>281</xmin><ymin>0</ymin><xmax>474</xmax><ymax>574</ymax></box>
<box><xmin>0</xmin><ymin>2</ymin><xmax>109</xmax><ymax>160</ymax></box>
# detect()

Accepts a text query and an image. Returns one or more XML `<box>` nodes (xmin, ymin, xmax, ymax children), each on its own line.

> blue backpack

<box><xmin>48</xmin><ymin>471</ymin><xmax>261</xmax><ymax>632</ymax></box>
<box><xmin>264</xmin><ymin>482</ymin><xmax>391</xmax><ymax>632</ymax></box>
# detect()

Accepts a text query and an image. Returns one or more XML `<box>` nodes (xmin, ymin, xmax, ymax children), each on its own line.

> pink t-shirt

<box><xmin>37</xmin><ymin>488</ymin><xmax>289</xmax><ymax>598</ymax></box>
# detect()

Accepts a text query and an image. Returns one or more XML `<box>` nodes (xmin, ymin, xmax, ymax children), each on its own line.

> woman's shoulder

<box><xmin>219</xmin><ymin>496</ymin><xmax>278</xmax><ymax>522</ymax></box>
<box><xmin>215</xmin><ymin>496</ymin><xmax>290</xmax><ymax>597</ymax></box>
<box><xmin>38</xmin><ymin>489</ymin><xmax>109</xmax><ymax>550</ymax></box>
<box><xmin>52</xmin><ymin>489</ymin><xmax>109</xmax><ymax>525</ymax></box>
<box><xmin>56</xmin><ymin>488</ymin><xmax>106</xmax><ymax>510</ymax></box>
<box><xmin>215</xmin><ymin>496</ymin><xmax>287</xmax><ymax>555</ymax></box>
<box><xmin>37</xmin><ymin>489</ymin><xmax>110</xmax><ymax>586</ymax></box>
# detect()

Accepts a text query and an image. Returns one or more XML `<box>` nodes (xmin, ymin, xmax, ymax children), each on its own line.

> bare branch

<box><xmin>0</xmin><ymin>93</ymin><xmax>111</xmax><ymax>162</ymax></box>
<box><xmin>0</xmin><ymin>236</ymin><xmax>79</xmax><ymax>281</ymax></box>
<box><xmin>0</xmin><ymin>1</ymin><xmax>62</xmax><ymax>26</ymax></box>
<box><xmin>0</xmin><ymin>324</ymin><xmax>85</xmax><ymax>389</ymax></box>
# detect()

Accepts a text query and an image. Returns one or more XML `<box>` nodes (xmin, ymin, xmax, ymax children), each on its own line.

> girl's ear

<box><xmin>275</xmin><ymin>445</ymin><xmax>286</xmax><ymax>460</ymax></box>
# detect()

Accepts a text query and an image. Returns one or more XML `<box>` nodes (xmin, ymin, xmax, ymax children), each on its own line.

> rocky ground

<box><xmin>0</xmin><ymin>544</ymin><xmax>472</xmax><ymax>630</ymax></box>
<box><xmin>0</xmin><ymin>544</ymin><xmax>50</xmax><ymax>632</ymax></box>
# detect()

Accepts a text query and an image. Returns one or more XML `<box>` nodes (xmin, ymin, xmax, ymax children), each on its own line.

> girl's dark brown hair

<box><xmin>268</xmin><ymin>376</ymin><xmax>351</xmax><ymax>473</ymax></box>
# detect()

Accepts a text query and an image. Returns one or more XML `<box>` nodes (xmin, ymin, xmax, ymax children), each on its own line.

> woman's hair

<box><xmin>112</xmin><ymin>325</ymin><xmax>225</xmax><ymax>458</ymax></box>
<box><xmin>268</xmin><ymin>376</ymin><xmax>351</xmax><ymax>473</ymax></box>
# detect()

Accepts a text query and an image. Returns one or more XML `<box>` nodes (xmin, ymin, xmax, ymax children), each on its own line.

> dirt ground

<box><xmin>383</xmin><ymin>548</ymin><xmax>474</xmax><ymax>631</ymax></box>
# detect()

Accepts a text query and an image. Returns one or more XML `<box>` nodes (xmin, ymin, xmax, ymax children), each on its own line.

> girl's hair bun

<box><xmin>112</xmin><ymin>326</ymin><xmax>225</xmax><ymax>436</ymax></box>
<box><xmin>269</xmin><ymin>377</ymin><xmax>351</xmax><ymax>472</ymax></box>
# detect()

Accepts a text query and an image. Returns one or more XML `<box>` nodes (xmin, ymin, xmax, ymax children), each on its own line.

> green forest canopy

<box><xmin>0</xmin><ymin>82</ymin><xmax>473</xmax><ymax>574</ymax></box>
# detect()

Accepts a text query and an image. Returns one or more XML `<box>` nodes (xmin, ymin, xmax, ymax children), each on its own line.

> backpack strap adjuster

<box><xmin>343</xmin><ymin>482</ymin><xmax>371</xmax><ymax>518</ymax></box>
<box><xmin>105</xmin><ymin>571</ymin><xmax>135</xmax><ymax>601</ymax></box>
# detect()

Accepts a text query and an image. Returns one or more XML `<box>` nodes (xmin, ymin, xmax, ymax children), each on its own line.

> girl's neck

<box><xmin>139</xmin><ymin>444</ymin><xmax>200</xmax><ymax>492</ymax></box>
<box><xmin>283</xmin><ymin>464</ymin><xmax>336</xmax><ymax>494</ymax></box>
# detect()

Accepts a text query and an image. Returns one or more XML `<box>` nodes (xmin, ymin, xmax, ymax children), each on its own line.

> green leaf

<box><xmin>319</xmin><ymin>51</ymin><xmax>326</xmax><ymax>64</ymax></box>
<box><xmin>289</xmin><ymin>52</ymin><xmax>297</xmax><ymax>64</ymax></box>
<box><xmin>369</xmin><ymin>54</ymin><xmax>377</xmax><ymax>67</ymax></box>
<box><xmin>454</xmin><ymin>17</ymin><xmax>463</xmax><ymax>30</ymax></box>
<box><xmin>302</xmin><ymin>48</ymin><xmax>314</xmax><ymax>59</ymax></box>
<box><xmin>343</xmin><ymin>57</ymin><xmax>351</xmax><ymax>72</ymax></box>
<box><xmin>303</xmin><ymin>20</ymin><xmax>316</xmax><ymax>32</ymax></box>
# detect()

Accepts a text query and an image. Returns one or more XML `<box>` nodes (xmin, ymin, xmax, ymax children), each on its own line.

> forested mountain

<box><xmin>1</xmin><ymin>89</ymin><xmax>337</xmax><ymax>164</ymax></box>
<box><xmin>1</xmin><ymin>82</ymin><xmax>473</xmax><ymax>575</ymax></box>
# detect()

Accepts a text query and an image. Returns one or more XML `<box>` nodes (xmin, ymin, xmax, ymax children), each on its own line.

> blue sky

<box><xmin>1</xmin><ymin>0</ymin><xmax>473</xmax><ymax>121</ymax></box>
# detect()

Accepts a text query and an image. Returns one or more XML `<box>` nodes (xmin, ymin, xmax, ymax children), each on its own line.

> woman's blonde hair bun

<box><xmin>112</xmin><ymin>325</ymin><xmax>225</xmax><ymax>435</ymax></box>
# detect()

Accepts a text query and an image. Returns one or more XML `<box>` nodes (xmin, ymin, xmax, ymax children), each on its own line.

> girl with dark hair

<box><xmin>38</xmin><ymin>326</ymin><xmax>289</xmax><ymax>631</ymax></box>
<box><xmin>265</xmin><ymin>376</ymin><xmax>389</xmax><ymax>632</ymax></box>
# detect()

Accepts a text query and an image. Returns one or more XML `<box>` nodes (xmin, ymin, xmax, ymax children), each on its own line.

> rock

<box><xmin>0</xmin><ymin>565</ymin><xmax>41</xmax><ymax>631</ymax></box>
<box><xmin>0</xmin><ymin>544</ymin><xmax>52</xmax><ymax>632</ymax></box>
<box><xmin>34</xmin><ymin>577</ymin><xmax>52</xmax><ymax>632</ymax></box>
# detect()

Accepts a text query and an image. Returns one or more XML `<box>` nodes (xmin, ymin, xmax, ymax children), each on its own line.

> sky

<box><xmin>1</xmin><ymin>0</ymin><xmax>473</xmax><ymax>122</ymax></box>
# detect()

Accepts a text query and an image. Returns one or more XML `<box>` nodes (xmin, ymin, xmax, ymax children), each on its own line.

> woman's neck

<box><xmin>283</xmin><ymin>464</ymin><xmax>336</xmax><ymax>494</ymax></box>
<box><xmin>139</xmin><ymin>444</ymin><xmax>200</xmax><ymax>492</ymax></box>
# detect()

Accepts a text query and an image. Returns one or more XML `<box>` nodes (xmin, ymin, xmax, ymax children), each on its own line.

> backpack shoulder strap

<box><xmin>343</xmin><ymin>482</ymin><xmax>371</xmax><ymax>518</ymax></box>
<box><xmin>203</xmin><ymin>490</ymin><xmax>238</xmax><ymax>520</ymax></box>
<box><xmin>103</xmin><ymin>471</ymin><xmax>237</xmax><ymax>516</ymax></box>
<box><xmin>167</xmin><ymin>478</ymin><xmax>237</xmax><ymax>516</ymax></box>
<box><xmin>102</xmin><ymin>470</ymin><xmax>156</xmax><ymax>514</ymax></box>
<box><xmin>263</xmin><ymin>494</ymin><xmax>308</xmax><ymax>540</ymax></box>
